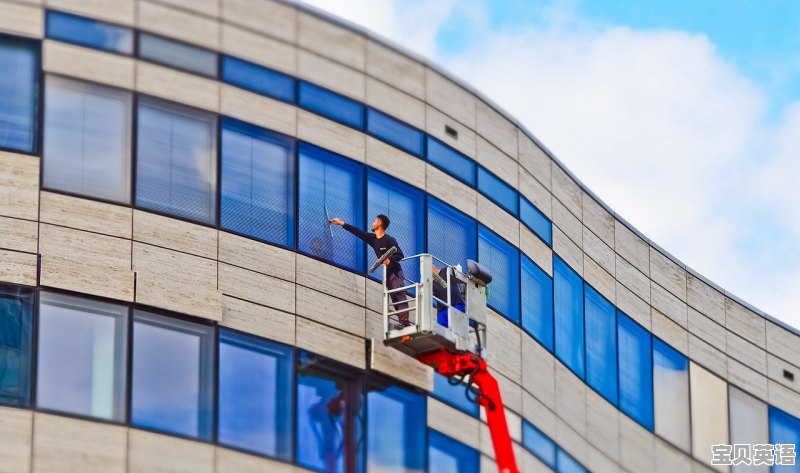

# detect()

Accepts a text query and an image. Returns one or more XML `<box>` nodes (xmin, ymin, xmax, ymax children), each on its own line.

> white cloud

<box><xmin>298</xmin><ymin>0</ymin><xmax>800</xmax><ymax>328</ymax></box>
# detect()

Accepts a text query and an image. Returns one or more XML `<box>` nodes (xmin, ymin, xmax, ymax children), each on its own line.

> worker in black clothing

<box><xmin>329</xmin><ymin>214</ymin><xmax>410</xmax><ymax>326</ymax></box>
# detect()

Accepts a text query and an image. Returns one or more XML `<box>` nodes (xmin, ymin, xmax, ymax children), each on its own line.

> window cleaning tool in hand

<box><xmin>368</xmin><ymin>246</ymin><xmax>397</xmax><ymax>273</ymax></box>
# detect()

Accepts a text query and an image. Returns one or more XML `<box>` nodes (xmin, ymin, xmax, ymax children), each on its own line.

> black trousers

<box><xmin>387</xmin><ymin>270</ymin><xmax>409</xmax><ymax>322</ymax></box>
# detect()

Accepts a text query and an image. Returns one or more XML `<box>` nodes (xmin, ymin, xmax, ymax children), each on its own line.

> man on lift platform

<box><xmin>328</xmin><ymin>214</ymin><xmax>410</xmax><ymax>326</ymax></box>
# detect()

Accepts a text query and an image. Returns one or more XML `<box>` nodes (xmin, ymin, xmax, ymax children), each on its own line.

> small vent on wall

<box><xmin>784</xmin><ymin>369</ymin><xmax>795</xmax><ymax>382</ymax></box>
<box><xmin>445</xmin><ymin>125</ymin><xmax>458</xmax><ymax>139</ymax></box>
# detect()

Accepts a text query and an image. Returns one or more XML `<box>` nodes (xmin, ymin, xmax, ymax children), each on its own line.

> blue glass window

<box><xmin>0</xmin><ymin>283</ymin><xmax>33</xmax><ymax>407</ymax></box>
<box><xmin>43</xmin><ymin>76</ymin><xmax>133</xmax><ymax>203</ymax></box>
<box><xmin>46</xmin><ymin>11</ymin><xmax>133</xmax><ymax>54</ymax></box>
<box><xmin>366</xmin><ymin>109</ymin><xmax>424</xmax><ymax>157</ymax></box>
<box><xmin>520</xmin><ymin>197</ymin><xmax>552</xmax><ymax>246</ymax></box>
<box><xmin>367</xmin><ymin>384</ymin><xmax>426</xmax><ymax>472</ymax></box>
<box><xmin>222</xmin><ymin>55</ymin><xmax>295</xmax><ymax>103</ymax></box>
<box><xmin>131</xmin><ymin>311</ymin><xmax>215</xmax><ymax>440</ymax></box>
<box><xmin>36</xmin><ymin>292</ymin><xmax>128</xmax><ymax>421</ymax></box>
<box><xmin>584</xmin><ymin>285</ymin><xmax>617</xmax><ymax>404</ymax></box>
<box><xmin>429</xmin><ymin>430</ymin><xmax>479</xmax><ymax>473</ymax></box>
<box><xmin>427</xmin><ymin>197</ymin><xmax>476</xmax><ymax>270</ymax></box>
<box><xmin>298</xmin><ymin>142</ymin><xmax>365</xmax><ymax>272</ymax></box>
<box><xmin>136</xmin><ymin>97</ymin><xmax>218</xmax><ymax>224</ymax></box>
<box><xmin>432</xmin><ymin>372</ymin><xmax>479</xmax><ymax>417</ymax></box>
<box><xmin>617</xmin><ymin>312</ymin><xmax>654</xmax><ymax>430</ymax></box>
<box><xmin>218</xmin><ymin>329</ymin><xmax>294</xmax><ymax>459</ymax></box>
<box><xmin>557</xmin><ymin>449</ymin><xmax>587</xmax><ymax>473</ymax></box>
<box><xmin>0</xmin><ymin>36</ymin><xmax>38</xmax><ymax>153</ymax></box>
<box><xmin>426</xmin><ymin>137</ymin><xmax>475</xmax><ymax>186</ymax></box>
<box><xmin>477</xmin><ymin>167</ymin><xmax>518</xmax><ymax>216</ymax></box>
<box><xmin>221</xmin><ymin>118</ymin><xmax>295</xmax><ymax>247</ymax></box>
<box><xmin>138</xmin><ymin>33</ymin><xmax>218</xmax><ymax>77</ymax></box>
<box><xmin>478</xmin><ymin>226</ymin><xmax>520</xmax><ymax>323</ymax></box>
<box><xmin>522</xmin><ymin>421</ymin><xmax>556</xmax><ymax>468</ymax></box>
<box><xmin>367</xmin><ymin>170</ymin><xmax>425</xmax><ymax>281</ymax></box>
<box><xmin>553</xmin><ymin>256</ymin><xmax>584</xmax><ymax>378</ymax></box>
<box><xmin>298</xmin><ymin>82</ymin><xmax>364</xmax><ymax>129</ymax></box>
<box><xmin>521</xmin><ymin>255</ymin><xmax>553</xmax><ymax>351</ymax></box>
<box><xmin>769</xmin><ymin>406</ymin><xmax>800</xmax><ymax>473</ymax></box>
<box><xmin>653</xmin><ymin>337</ymin><xmax>690</xmax><ymax>452</ymax></box>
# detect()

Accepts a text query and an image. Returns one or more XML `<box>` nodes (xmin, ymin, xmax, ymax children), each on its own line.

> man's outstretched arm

<box><xmin>329</xmin><ymin>218</ymin><xmax>374</xmax><ymax>243</ymax></box>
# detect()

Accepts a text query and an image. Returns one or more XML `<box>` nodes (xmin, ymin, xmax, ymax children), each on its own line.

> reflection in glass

<box><xmin>553</xmin><ymin>256</ymin><xmax>584</xmax><ymax>378</ymax></box>
<box><xmin>0</xmin><ymin>36</ymin><xmax>38</xmax><ymax>152</ymax></box>
<box><xmin>522</xmin><ymin>421</ymin><xmax>556</xmax><ymax>468</ymax></box>
<box><xmin>222</xmin><ymin>56</ymin><xmax>296</xmax><ymax>103</ymax></box>
<box><xmin>520</xmin><ymin>196</ymin><xmax>552</xmax><ymax>246</ymax></box>
<box><xmin>431</xmin><ymin>372</ymin><xmax>479</xmax><ymax>417</ymax></box>
<box><xmin>428</xmin><ymin>430</ymin><xmax>479</xmax><ymax>473</ymax></box>
<box><xmin>299</xmin><ymin>82</ymin><xmax>364</xmax><ymax>129</ymax></box>
<box><xmin>0</xmin><ymin>284</ymin><xmax>33</xmax><ymax>407</ymax></box>
<box><xmin>617</xmin><ymin>312</ymin><xmax>653</xmax><ymax>430</ymax></box>
<box><xmin>653</xmin><ymin>337</ymin><xmax>690</xmax><ymax>452</ymax></box>
<box><xmin>690</xmin><ymin>362</ymin><xmax>729</xmax><ymax>466</ymax></box>
<box><xmin>478</xmin><ymin>226</ymin><xmax>520</xmax><ymax>323</ymax></box>
<box><xmin>730</xmin><ymin>386</ymin><xmax>769</xmax><ymax>473</ymax></box>
<box><xmin>37</xmin><ymin>292</ymin><xmax>128</xmax><ymax>420</ymax></box>
<box><xmin>367</xmin><ymin>384</ymin><xmax>426</xmax><ymax>473</ymax></box>
<box><xmin>366</xmin><ymin>109</ymin><xmax>424</xmax><ymax>157</ymax></box>
<box><xmin>426</xmin><ymin>137</ymin><xmax>475</xmax><ymax>185</ymax></box>
<box><xmin>521</xmin><ymin>255</ymin><xmax>553</xmax><ymax>351</ymax></box>
<box><xmin>584</xmin><ymin>285</ymin><xmax>617</xmax><ymax>404</ymax></box>
<box><xmin>138</xmin><ymin>33</ymin><xmax>218</xmax><ymax>77</ymax></box>
<box><xmin>477</xmin><ymin>167</ymin><xmax>518</xmax><ymax>216</ymax></box>
<box><xmin>46</xmin><ymin>11</ymin><xmax>133</xmax><ymax>54</ymax></box>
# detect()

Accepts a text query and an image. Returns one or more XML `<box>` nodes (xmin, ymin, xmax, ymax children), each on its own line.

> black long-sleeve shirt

<box><xmin>342</xmin><ymin>223</ymin><xmax>404</xmax><ymax>274</ymax></box>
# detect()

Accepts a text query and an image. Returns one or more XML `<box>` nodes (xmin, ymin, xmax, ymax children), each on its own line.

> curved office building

<box><xmin>0</xmin><ymin>1</ymin><xmax>798</xmax><ymax>472</ymax></box>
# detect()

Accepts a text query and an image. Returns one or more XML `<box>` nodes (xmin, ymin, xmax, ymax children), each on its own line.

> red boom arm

<box><xmin>418</xmin><ymin>349</ymin><xmax>519</xmax><ymax>473</ymax></box>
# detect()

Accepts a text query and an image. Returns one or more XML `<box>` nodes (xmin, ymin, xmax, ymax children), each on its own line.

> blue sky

<box><xmin>304</xmin><ymin>0</ymin><xmax>800</xmax><ymax>329</ymax></box>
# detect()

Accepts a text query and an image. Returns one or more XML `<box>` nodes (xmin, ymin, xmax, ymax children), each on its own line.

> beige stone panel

<box><xmin>651</xmin><ymin>282</ymin><xmax>687</xmax><ymax>328</ymax></box>
<box><xmin>32</xmin><ymin>413</ymin><xmax>126</xmax><ymax>473</ymax></box>
<box><xmin>218</xmin><ymin>263</ymin><xmax>295</xmax><ymax>314</ymax></box>
<box><xmin>477</xmin><ymin>137</ymin><xmax>517</xmax><ymax>189</ymax></box>
<box><xmin>43</xmin><ymin>41</ymin><xmax>135</xmax><ymax>89</ymax></box>
<box><xmin>585</xmin><ymin>446</ymin><xmax>620</xmax><ymax>473</ymax></box>
<box><xmin>586</xmin><ymin>389</ymin><xmax>620</xmax><ymax>462</ymax></box>
<box><xmin>218</xmin><ymin>231</ymin><xmax>295</xmax><ymax>282</ymax></box>
<box><xmin>518</xmin><ymin>166</ymin><xmax>551</xmax><ymax>218</ymax></box>
<box><xmin>39</xmin><ymin>192</ymin><xmax>132</xmax><ymax>238</ymax></box>
<box><xmin>556</xmin><ymin>418</ymin><xmax>588</xmax><ymax>464</ymax></box>
<box><xmin>687</xmin><ymin>273</ymin><xmax>725</xmax><ymax>325</ymax></box>
<box><xmin>520</xmin><ymin>224</ymin><xmax>552</xmax><ymax>276</ymax></box>
<box><xmin>365</xmin><ymin>40</ymin><xmax>425</xmax><ymax>99</ymax></box>
<box><xmin>426</xmin><ymin>105</ymin><xmax>477</xmax><ymax>159</ymax></box>
<box><xmin>155</xmin><ymin>0</ymin><xmax>219</xmax><ymax>17</ymax></box>
<box><xmin>132</xmin><ymin>242</ymin><xmax>221</xmax><ymax>320</ymax></box>
<box><xmin>728</xmin><ymin>358</ymin><xmax>768</xmax><ymax>401</ymax></box>
<box><xmin>365</xmin><ymin>78</ymin><xmax>425</xmax><ymax>129</ymax></box>
<box><xmin>522</xmin><ymin>389</ymin><xmax>556</xmax><ymax>438</ymax></box>
<box><xmin>128</xmin><ymin>429</ymin><xmax>214</xmax><ymax>473</ymax></box>
<box><xmin>619</xmin><ymin>415</ymin><xmax>655</xmax><ymax>473</ymax></box>
<box><xmin>426</xmin><ymin>69</ymin><xmax>476</xmax><ymax>128</ymax></box>
<box><xmin>769</xmin><ymin>379</ymin><xmax>800</xmax><ymax>419</ymax></box>
<box><xmin>296</xmin><ymin>255</ymin><xmax>366</xmax><ymax>306</ymax></box>
<box><xmin>296</xmin><ymin>285</ymin><xmax>365</xmax><ymax>337</ymax></box>
<box><xmin>584</xmin><ymin>254</ymin><xmax>615</xmax><ymax>304</ymax></box>
<box><xmin>551</xmin><ymin>164</ymin><xmax>581</xmax><ymax>219</ymax></box>
<box><xmin>690</xmin><ymin>363</ymin><xmax>730</xmax><ymax>471</ymax></box>
<box><xmin>477</xmin><ymin>196</ymin><xmax>518</xmax><ymax>246</ymax></box>
<box><xmin>297</xmin><ymin>110</ymin><xmax>365</xmax><ymax>162</ymax></box>
<box><xmin>39</xmin><ymin>224</ymin><xmax>134</xmax><ymax>301</ymax></box>
<box><xmin>689</xmin><ymin>334</ymin><xmax>727</xmax><ymax>379</ymax></box>
<box><xmin>583</xmin><ymin>226</ymin><xmax>614</xmax><ymax>276</ymax></box>
<box><xmin>365</xmin><ymin>137</ymin><xmax>425</xmax><ymax>189</ymax></box>
<box><xmin>614</xmin><ymin>220</ymin><xmax>650</xmax><ymax>275</ymax></box>
<box><xmin>767</xmin><ymin>353</ymin><xmax>800</xmax><ymax>393</ymax></box>
<box><xmin>0</xmin><ymin>249</ymin><xmax>37</xmax><ymax>286</ymax></box>
<box><xmin>428</xmin><ymin>398</ymin><xmax>480</xmax><ymax>449</ymax></box>
<box><xmin>553</xmin><ymin>226</ymin><xmax>582</xmax><ymax>277</ymax></box>
<box><xmin>726</xmin><ymin>331</ymin><xmax>767</xmax><ymax>373</ymax></box>
<box><xmin>425</xmin><ymin>164</ymin><xmax>477</xmax><ymax>218</ymax></box>
<box><xmin>655</xmin><ymin>438</ymin><xmax>693</xmax><ymax>473</ymax></box>
<box><xmin>221</xmin><ymin>24</ymin><xmax>295</xmax><ymax>74</ymax></box>
<box><xmin>137</xmin><ymin>1</ymin><xmax>219</xmax><ymax>49</ymax></box>
<box><xmin>221</xmin><ymin>0</ymin><xmax>295</xmax><ymax>43</ymax></box>
<box><xmin>521</xmin><ymin>449</ymin><xmax>552</xmax><ymax>473</ymax></box>
<box><xmin>0</xmin><ymin>215</ymin><xmax>37</xmax><ymax>253</ymax></box>
<box><xmin>651</xmin><ymin>309</ymin><xmax>688</xmax><ymax>355</ymax></box>
<box><xmin>492</xmin><ymin>369</ymin><xmax>522</xmax><ymax>414</ymax></box>
<box><xmin>220</xmin><ymin>84</ymin><xmax>295</xmax><ymax>136</ymax></box>
<box><xmin>221</xmin><ymin>295</ymin><xmax>294</xmax><ymax>346</ymax></box>
<box><xmin>476</xmin><ymin>101</ymin><xmax>517</xmax><ymax>159</ymax></box>
<box><xmin>725</xmin><ymin>297</ymin><xmax>766</xmax><ymax>348</ymax></box>
<box><xmin>0</xmin><ymin>1</ymin><xmax>41</xmax><ymax>37</ymax></box>
<box><xmin>518</xmin><ymin>132</ymin><xmax>551</xmax><ymax>189</ymax></box>
<box><xmin>521</xmin><ymin>334</ymin><xmax>555</xmax><ymax>409</ymax></box>
<box><xmin>296</xmin><ymin>317</ymin><xmax>365</xmax><ymax>369</ymax></box>
<box><xmin>0</xmin><ymin>151</ymin><xmax>39</xmax><ymax>221</ymax></box>
<box><xmin>298</xmin><ymin>50</ymin><xmax>365</xmax><ymax>100</ymax></box>
<box><xmin>215</xmin><ymin>447</ymin><xmax>293</xmax><ymax>473</ymax></box>
<box><xmin>47</xmin><ymin>0</ymin><xmax>133</xmax><ymax>24</ymax></box>
<box><xmin>0</xmin><ymin>406</ymin><xmax>31</xmax><ymax>473</ymax></box>
<box><xmin>615</xmin><ymin>254</ymin><xmax>650</xmax><ymax>304</ymax></box>
<box><xmin>555</xmin><ymin>363</ymin><xmax>586</xmax><ymax>436</ymax></box>
<box><xmin>694</xmin><ymin>460</ymin><xmax>720</xmax><ymax>473</ymax></box>
<box><xmin>480</xmin><ymin>455</ymin><xmax>497</xmax><ymax>473</ymax></box>
<box><xmin>581</xmin><ymin>197</ymin><xmax>613</xmax><ymax>248</ymax></box>
<box><xmin>650</xmin><ymin>249</ymin><xmax>688</xmax><ymax>303</ymax></box>
<box><xmin>298</xmin><ymin>12</ymin><xmax>364</xmax><ymax>70</ymax></box>
<box><xmin>552</xmin><ymin>199</ymin><xmax>582</xmax><ymax>247</ymax></box>
<box><xmin>136</xmin><ymin>62</ymin><xmax>219</xmax><ymax>112</ymax></box>
<box><xmin>364</xmin><ymin>278</ymin><xmax>382</xmax><ymax>315</ymax></box>
<box><xmin>766</xmin><ymin>321</ymin><xmax>800</xmax><ymax>369</ymax></box>
<box><xmin>367</xmin><ymin>310</ymin><xmax>433</xmax><ymax>390</ymax></box>
<box><xmin>487</xmin><ymin>310</ymin><xmax>521</xmax><ymax>383</ymax></box>
<box><xmin>133</xmin><ymin>210</ymin><xmax>217</xmax><ymax>259</ymax></box>
<box><xmin>616</xmin><ymin>282</ymin><xmax>650</xmax><ymax>330</ymax></box>
<box><xmin>688</xmin><ymin>307</ymin><xmax>726</xmax><ymax>352</ymax></box>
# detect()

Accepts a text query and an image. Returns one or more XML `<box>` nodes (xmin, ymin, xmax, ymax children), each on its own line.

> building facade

<box><xmin>0</xmin><ymin>1</ymin><xmax>798</xmax><ymax>472</ymax></box>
